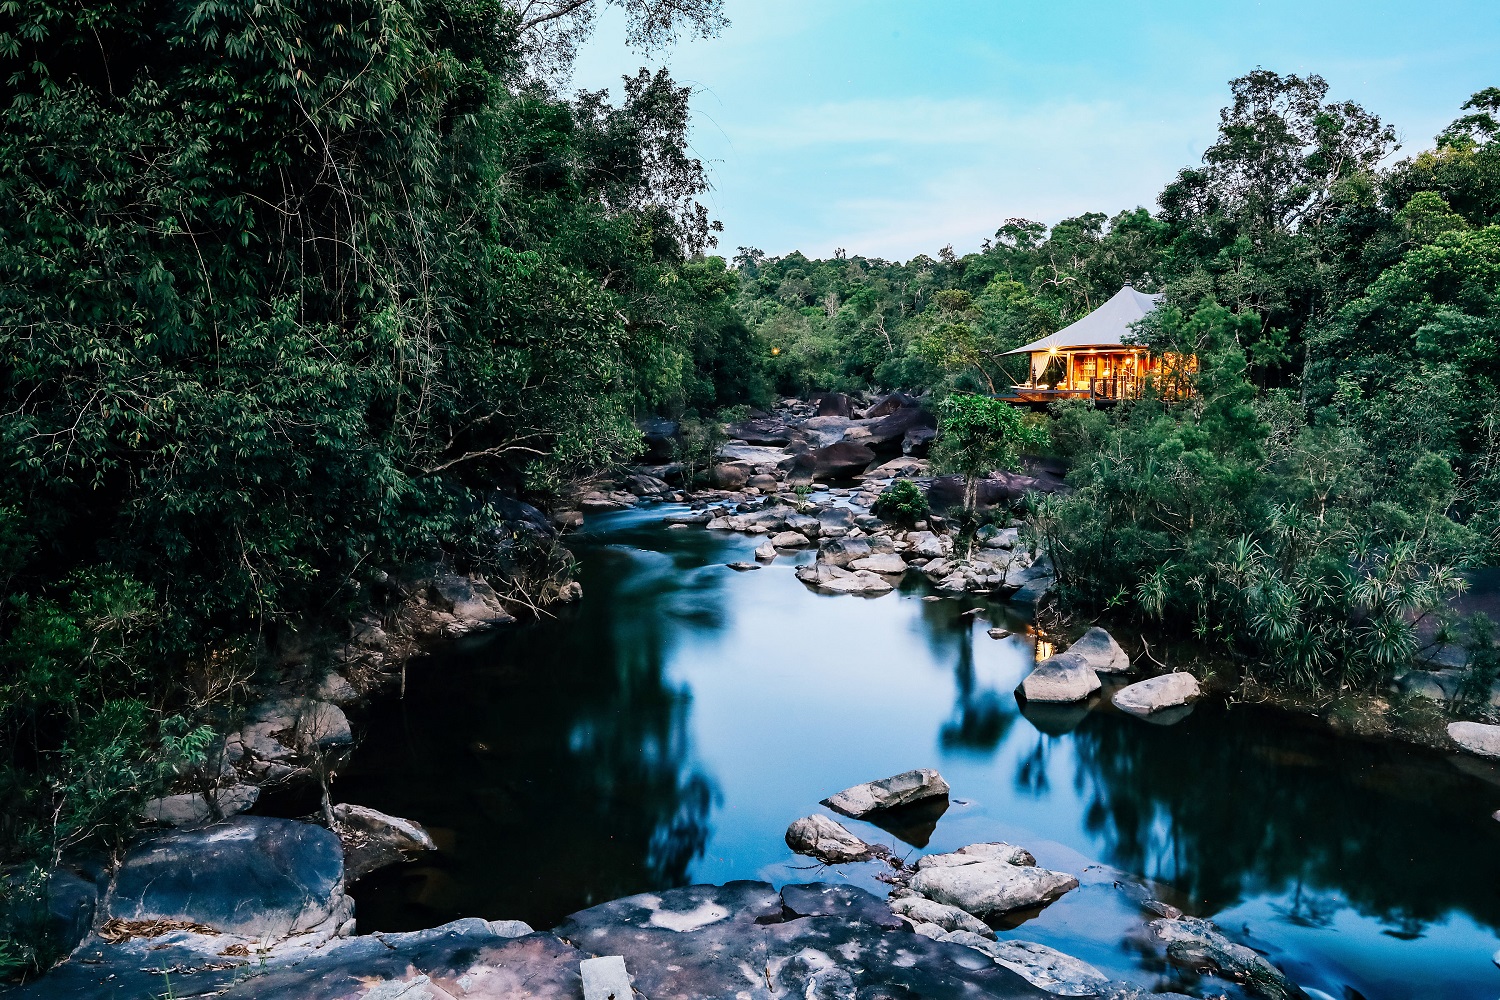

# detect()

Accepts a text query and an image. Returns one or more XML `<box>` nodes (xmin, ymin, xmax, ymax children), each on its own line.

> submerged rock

<box><xmin>823</xmin><ymin>768</ymin><xmax>950</xmax><ymax>817</ymax></box>
<box><xmin>1065</xmin><ymin>627</ymin><xmax>1131</xmax><ymax>674</ymax></box>
<box><xmin>1150</xmin><ymin>916</ymin><xmax>1297</xmax><ymax>999</ymax></box>
<box><xmin>784</xmin><ymin>814</ymin><xmax>882</xmax><ymax>864</ymax></box>
<box><xmin>1019</xmin><ymin>651</ymin><xmax>1101</xmax><ymax>704</ymax></box>
<box><xmin>909</xmin><ymin>859</ymin><xmax>1078</xmax><ymax>918</ymax></box>
<box><xmin>1112</xmin><ymin>672</ymin><xmax>1201</xmax><ymax>718</ymax></box>
<box><xmin>976</xmin><ymin>939</ymin><xmax>1111</xmax><ymax>997</ymax></box>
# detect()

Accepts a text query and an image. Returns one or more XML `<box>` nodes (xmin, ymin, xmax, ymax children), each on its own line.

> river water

<box><xmin>339</xmin><ymin>504</ymin><xmax>1500</xmax><ymax>999</ymax></box>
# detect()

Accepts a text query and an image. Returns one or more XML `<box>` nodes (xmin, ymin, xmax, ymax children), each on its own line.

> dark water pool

<box><xmin>338</xmin><ymin>505</ymin><xmax>1500</xmax><ymax>999</ymax></box>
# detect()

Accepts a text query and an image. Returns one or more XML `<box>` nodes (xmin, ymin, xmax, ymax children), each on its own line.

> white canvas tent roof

<box><xmin>1003</xmin><ymin>285</ymin><xmax>1163</xmax><ymax>355</ymax></box>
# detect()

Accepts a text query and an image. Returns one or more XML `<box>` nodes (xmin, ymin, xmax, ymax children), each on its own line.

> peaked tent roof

<box><xmin>1002</xmin><ymin>285</ymin><xmax>1163</xmax><ymax>355</ymax></box>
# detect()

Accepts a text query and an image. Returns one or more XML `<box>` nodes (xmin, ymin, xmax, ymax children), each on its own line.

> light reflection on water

<box><xmin>340</xmin><ymin>504</ymin><xmax>1500</xmax><ymax>1000</ymax></box>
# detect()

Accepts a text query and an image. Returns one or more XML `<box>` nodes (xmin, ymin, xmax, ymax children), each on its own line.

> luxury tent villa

<box><xmin>1002</xmin><ymin>284</ymin><xmax>1195</xmax><ymax>404</ymax></box>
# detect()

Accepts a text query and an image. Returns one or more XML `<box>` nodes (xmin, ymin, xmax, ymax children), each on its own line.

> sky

<box><xmin>571</xmin><ymin>0</ymin><xmax>1500</xmax><ymax>263</ymax></box>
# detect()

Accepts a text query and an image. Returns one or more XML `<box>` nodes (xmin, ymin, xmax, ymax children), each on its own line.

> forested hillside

<box><xmin>732</xmin><ymin>73</ymin><xmax>1500</xmax><ymax>690</ymax></box>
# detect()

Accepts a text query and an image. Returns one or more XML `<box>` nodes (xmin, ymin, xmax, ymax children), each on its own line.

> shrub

<box><xmin>874</xmin><ymin>479</ymin><xmax>930</xmax><ymax>526</ymax></box>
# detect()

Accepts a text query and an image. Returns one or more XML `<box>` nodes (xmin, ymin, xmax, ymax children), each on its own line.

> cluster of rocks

<box><xmin>783</xmin><ymin>768</ymin><xmax>1301</xmax><ymax>1000</ymax></box>
<box><xmin>1019</xmin><ymin>628</ymin><xmax>1202</xmax><ymax>725</ymax></box>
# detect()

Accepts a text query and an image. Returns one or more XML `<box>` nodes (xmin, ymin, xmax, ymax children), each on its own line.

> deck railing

<box><xmin>1087</xmin><ymin>375</ymin><xmax>1142</xmax><ymax>400</ymax></box>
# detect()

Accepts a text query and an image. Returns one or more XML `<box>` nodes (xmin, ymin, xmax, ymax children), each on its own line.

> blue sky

<box><xmin>572</xmin><ymin>0</ymin><xmax>1500</xmax><ymax>262</ymax></box>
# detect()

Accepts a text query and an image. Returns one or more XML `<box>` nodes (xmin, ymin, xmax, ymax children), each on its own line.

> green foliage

<box><xmin>931</xmin><ymin>394</ymin><xmax>1047</xmax><ymax>510</ymax></box>
<box><xmin>873</xmin><ymin>479</ymin><xmax>930</xmax><ymax>527</ymax></box>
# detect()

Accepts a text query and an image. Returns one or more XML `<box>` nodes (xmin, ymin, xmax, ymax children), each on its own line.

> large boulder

<box><xmin>818</xmin><ymin>536</ymin><xmax>872</xmax><ymax>567</ymax></box>
<box><xmin>710</xmin><ymin>463</ymin><xmax>750</xmax><ymax>490</ymax></box>
<box><xmin>822</xmin><ymin>768</ymin><xmax>950</xmax><ymax>818</ymax></box>
<box><xmin>107</xmin><ymin>817</ymin><xmax>350</xmax><ymax>941</ymax></box>
<box><xmin>717</xmin><ymin>443</ymin><xmax>798</xmax><ymax>469</ymax></box>
<box><xmin>812</xmin><ymin>391</ymin><xmax>854</xmax><ymax>417</ymax></box>
<box><xmin>637</xmin><ymin>417</ymin><xmax>680</xmax><ymax>463</ymax></box>
<box><xmin>1065</xmin><ymin>627</ymin><xmax>1130</xmax><ymax>673</ymax></box>
<box><xmin>909</xmin><ymin>860</ymin><xmax>1078</xmax><ymax>918</ymax></box>
<box><xmin>784</xmin><ymin>815</ymin><xmax>881</xmax><ymax>864</ymax></box>
<box><xmin>903</xmin><ymin>424</ymin><xmax>937</xmax><ymax>456</ymax></box>
<box><xmin>801</xmin><ymin>441</ymin><xmax>876</xmax><ymax>480</ymax></box>
<box><xmin>819</xmin><ymin>570</ymin><xmax>896</xmax><ymax>595</ymax></box>
<box><xmin>725</xmin><ymin>415</ymin><xmax>793</xmax><ymax>445</ymax></box>
<box><xmin>1150</xmin><ymin>917</ymin><xmax>1297</xmax><ymax>1000</ymax></box>
<box><xmin>1449</xmin><ymin>721</ymin><xmax>1500</xmax><ymax>759</ymax></box>
<box><xmin>817</xmin><ymin>506</ymin><xmax>855</xmax><ymax>536</ymax></box>
<box><xmin>142</xmin><ymin>784</ymin><xmax>260</xmax><ymax>828</ymax></box>
<box><xmin>429</xmin><ymin>573</ymin><xmax>516</xmax><ymax>628</ymax></box>
<box><xmin>843</xmin><ymin>404</ymin><xmax>936</xmax><ymax>453</ymax></box>
<box><xmin>849</xmin><ymin>552</ymin><xmax>908</xmax><ymax>574</ymax></box>
<box><xmin>770</xmin><ymin>530</ymin><xmax>811</xmax><ymax>548</ymax></box>
<box><xmin>1112</xmin><ymin>672</ymin><xmax>1201</xmax><ymax>717</ymax></box>
<box><xmin>862</xmin><ymin>391</ymin><xmax>921</xmax><ymax>419</ymax></box>
<box><xmin>1019</xmin><ymin>651</ymin><xmax>1100</xmax><ymax>703</ymax></box>
<box><xmin>797</xmin><ymin>415</ymin><xmax>855</xmax><ymax>448</ymax></box>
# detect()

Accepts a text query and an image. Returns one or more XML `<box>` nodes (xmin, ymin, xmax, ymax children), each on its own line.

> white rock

<box><xmin>818</xmin><ymin>570</ymin><xmax>895</xmax><ymax>595</ymax></box>
<box><xmin>1449</xmin><ymin>721</ymin><xmax>1500</xmax><ymax>759</ymax></box>
<box><xmin>983</xmin><ymin>940</ymin><xmax>1111</xmax><ymax>996</ymax></box>
<box><xmin>910</xmin><ymin>860</ymin><xmax>1078</xmax><ymax>918</ymax></box>
<box><xmin>887</xmin><ymin>896</ymin><xmax>994</xmax><ymax>937</ymax></box>
<box><xmin>917</xmin><ymin>843</ymin><xmax>1036</xmax><ymax>869</ymax></box>
<box><xmin>1112</xmin><ymin>672</ymin><xmax>1201</xmax><ymax>717</ymax></box>
<box><xmin>784</xmin><ymin>815</ymin><xmax>878</xmax><ymax>864</ymax></box>
<box><xmin>754</xmin><ymin>541</ymin><xmax>777</xmax><ymax>562</ymax></box>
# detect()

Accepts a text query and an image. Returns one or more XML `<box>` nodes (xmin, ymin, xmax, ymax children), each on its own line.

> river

<box><xmin>336</xmin><ymin>503</ymin><xmax>1500</xmax><ymax>999</ymax></box>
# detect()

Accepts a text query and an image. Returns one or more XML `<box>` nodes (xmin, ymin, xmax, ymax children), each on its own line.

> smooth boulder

<box><xmin>334</xmin><ymin>803</ymin><xmax>437</xmax><ymax>882</ymax></box>
<box><xmin>142</xmin><ymin>784</ymin><xmax>260</xmax><ymax>828</ymax></box>
<box><xmin>1019</xmin><ymin>651</ymin><xmax>1100</xmax><ymax>704</ymax></box>
<box><xmin>823</xmin><ymin>768</ymin><xmax>950</xmax><ymax>818</ymax></box>
<box><xmin>107</xmin><ymin>816</ymin><xmax>349</xmax><ymax>941</ymax></box>
<box><xmin>1064</xmin><ymin>627</ymin><xmax>1131</xmax><ymax>674</ymax></box>
<box><xmin>909</xmin><ymin>860</ymin><xmax>1078</xmax><ymax>918</ymax></box>
<box><xmin>1449</xmin><ymin>721</ymin><xmax>1500</xmax><ymax>759</ymax></box>
<box><xmin>804</xmin><ymin>441</ymin><xmax>876</xmax><ymax>479</ymax></box>
<box><xmin>917</xmin><ymin>842</ymin><xmax>1036</xmax><ymax>869</ymax></box>
<box><xmin>819</xmin><ymin>570</ymin><xmax>895</xmax><ymax>595</ymax></box>
<box><xmin>770</xmin><ymin>530</ymin><xmax>810</xmax><ymax>548</ymax></box>
<box><xmin>1112</xmin><ymin>672</ymin><xmax>1200</xmax><ymax>717</ymax></box>
<box><xmin>849</xmin><ymin>552</ymin><xmax>908</xmax><ymax>574</ymax></box>
<box><xmin>785</xmin><ymin>815</ymin><xmax>881</xmax><ymax>864</ymax></box>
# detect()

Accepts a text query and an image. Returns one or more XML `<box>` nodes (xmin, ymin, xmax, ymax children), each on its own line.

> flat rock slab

<box><xmin>581</xmin><ymin>955</ymin><xmax>633</xmax><ymax>1000</ymax></box>
<box><xmin>107</xmin><ymin>816</ymin><xmax>346</xmax><ymax>940</ymax></box>
<box><xmin>888</xmin><ymin>896</ymin><xmax>994</xmax><ymax>937</ymax></box>
<box><xmin>1020</xmin><ymin>651</ymin><xmax>1100</xmax><ymax>703</ymax></box>
<box><xmin>823</xmin><ymin>768</ymin><xmax>950</xmax><ymax>817</ymax></box>
<box><xmin>849</xmin><ymin>552</ymin><xmax>909</xmax><ymax>574</ymax></box>
<box><xmin>1065</xmin><ymin>627</ymin><xmax>1131</xmax><ymax>673</ymax></box>
<box><xmin>910</xmin><ymin>860</ymin><xmax>1079</xmax><ymax>919</ymax></box>
<box><xmin>1113</xmin><ymin>672</ymin><xmax>1201</xmax><ymax>718</ymax></box>
<box><xmin>1150</xmin><ymin>916</ymin><xmax>1296</xmax><ymax>999</ymax></box>
<box><xmin>553</xmin><ymin>882</ymin><xmax>1053</xmax><ymax>1000</ymax></box>
<box><xmin>1449</xmin><ymin>720</ymin><xmax>1500</xmax><ymax>758</ymax></box>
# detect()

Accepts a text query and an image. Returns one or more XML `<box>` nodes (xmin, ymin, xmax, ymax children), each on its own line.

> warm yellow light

<box><xmin>771</xmin><ymin>347</ymin><xmax>781</xmax><ymax>356</ymax></box>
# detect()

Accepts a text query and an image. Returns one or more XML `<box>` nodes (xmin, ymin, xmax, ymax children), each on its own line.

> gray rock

<box><xmin>294</xmin><ymin>700</ymin><xmax>353</xmax><ymax>751</ymax></box>
<box><xmin>725</xmin><ymin>561</ymin><xmax>760</xmax><ymax>571</ymax></box>
<box><xmin>1011</xmin><ymin>574</ymin><xmax>1055</xmax><ymax>606</ymax></box>
<box><xmin>1113</xmin><ymin>673</ymin><xmax>1201</xmax><ymax>717</ymax></box>
<box><xmin>334</xmin><ymin>803</ymin><xmax>437</xmax><ymax>882</ymax></box>
<box><xmin>982</xmin><ymin>527</ymin><xmax>1021</xmax><ymax>550</ymax></box>
<box><xmin>1449</xmin><ymin>720</ymin><xmax>1500</xmax><ymax>758</ymax></box>
<box><xmin>1065</xmin><ymin>627</ymin><xmax>1131</xmax><ymax>674</ymax></box>
<box><xmin>819</xmin><ymin>570</ymin><xmax>895</xmax><ymax>594</ymax></box>
<box><xmin>142</xmin><ymin>784</ymin><xmax>260</xmax><ymax>827</ymax></box>
<box><xmin>107</xmin><ymin>816</ymin><xmax>349</xmax><ymax>941</ymax></box>
<box><xmin>711</xmin><ymin>463</ymin><xmax>750</xmax><ymax>490</ymax></box>
<box><xmin>770</xmin><ymin>530</ymin><xmax>811</xmax><ymax>548</ymax></box>
<box><xmin>1020</xmin><ymin>651</ymin><xmax>1100</xmax><ymax>704</ymax></box>
<box><xmin>718</xmin><ymin>443</ymin><xmax>798</xmax><ymax>468</ymax></box>
<box><xmin>1150</xmin><ymin>917</ymin><xmax>1297</xmax><ymax>999</ymax></box>
<box><xmin>849</xmin><ymin>552</ymin><xmax>908</xmax><ymax>574</ymax></box>
<box><xmin>909</xmin><ymin>860</ymin><xmax>1078</xmax><ymax>918</ymax></box>
<box><xmin>315</xmin><ymin>670</ymin><xmax>358</xmax><ymax>705</ymax></box>
<box><xmin>887</xmin><ymin>896</ymin><xmax>994</xmax><ymax>936</ymax></box>
<box><xmin>980</xmin><ymin>940</ymin><xmax>1111</xmax><ymax>997</ymax></box>
<box><xmin>802</xmin><ymin>441</ymin><xmax>877</xmax><ymax>479</ymax></box>
<box><xmin>663</xmin><ymin>509</ymin><xmax>713</xmax><ymax>525</ymax></box>
<box><xmin>488</xmin><ymin>918</ymin><xmax>535</xmax><ymax>937</ymax></box>
<box><xmin>580</xmin><ymin>955</ymin><xmax>633</xmax><ymax>1000</ymax></box>
<box><xmin>785</xmin><ymin>814</ymin><xmax>881</xmax><ymax>864</ymax></box>
<box><xmin>428</xmin><ymin>572</ymin><xmax>516</xmax><ymax>626</ymax></box>
<box><xmin>823</xmin><ymin>768</ymin><xmax>950</xmax><ymax>817</ymax></box>
<box><xmin>818</xmin><ymin>536</ymin><xmax>872</xmax><ymax>567</ymax></box>
<box><xmin>754</xmin><ymin>541</ymin><xmax>777</xmax><ymax>562</ymax></box>
<box><xmin>907</xmin><ymin>531</ymin><xmax>951</xmax><ymax>559</ymax></box>
<box><xmin>784</xmin><ymin>512</ymin><xmax>822</xmax><ymax>537</ymax></box>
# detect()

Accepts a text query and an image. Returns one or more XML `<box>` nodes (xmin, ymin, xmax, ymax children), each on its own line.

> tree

<box><xmin>930</xmin><ymin>395</ymin><xmax>1047</xmax><ymax>512</ymax></box>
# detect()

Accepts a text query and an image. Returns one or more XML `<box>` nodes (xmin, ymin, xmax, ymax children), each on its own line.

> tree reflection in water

<box><xmin>340</xmin><ymin>534</ymin><xmax>723</xmax><ymax>931</ymax></box>
<box><xmin>1064</xmin><ymin>703</ymin><xmax>1500</xmax><ymax>938</ymax></box>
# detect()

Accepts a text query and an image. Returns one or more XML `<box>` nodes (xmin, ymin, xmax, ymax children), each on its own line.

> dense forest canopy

<box><xmin>1</xmin><ymin>0</ymin><xmax>1498</xmax><ymax>974</ymax></box>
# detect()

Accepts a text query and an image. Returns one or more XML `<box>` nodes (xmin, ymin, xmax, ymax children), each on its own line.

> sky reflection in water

<box><xmin>341</xmin><ymin>505</ymin><xmax>1500</xmax><ymax>1000</ymax></box>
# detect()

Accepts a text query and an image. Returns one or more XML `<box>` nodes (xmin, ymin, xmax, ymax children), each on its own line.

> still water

<box><xmin>340</xmin><ymin>505</ymin><xmax>1500</xmax><ymax>999</ymax></box>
